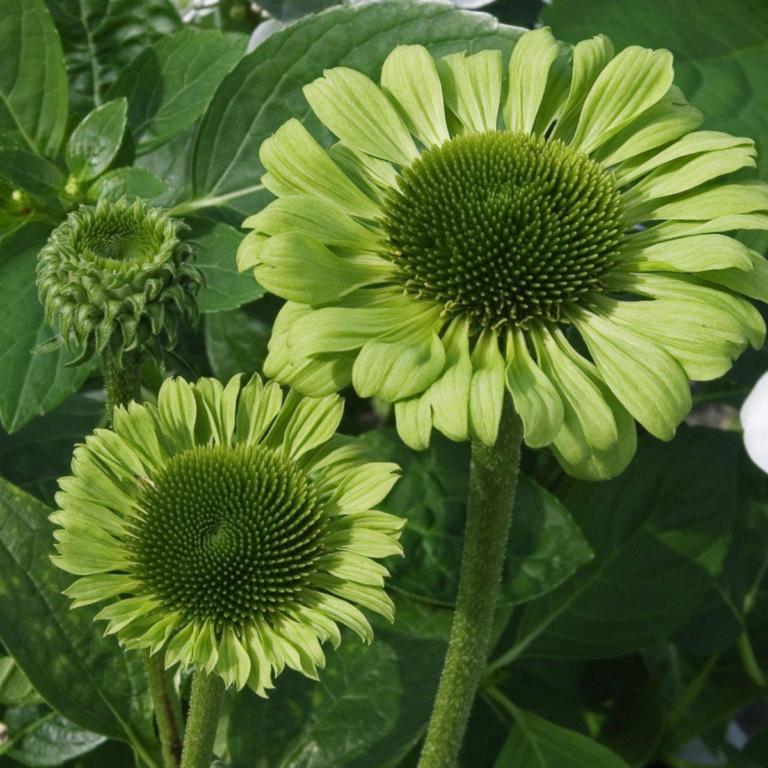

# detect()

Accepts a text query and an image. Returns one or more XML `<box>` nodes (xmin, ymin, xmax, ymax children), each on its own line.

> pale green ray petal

<box><xmin>292</xmin><ymin>603</ymin><xmax>342</xmax><ymax>648</ymax></box>
<box><xmin>135</xmin><ymin>612</ymin><xmax>182</xmax><ymax>656</ymax></box>
<box><xmin>596</xmin><ymin>296</ymin><xmax>750</xmax><ymax>381</ymax></box>
<box><xmin>505</xmin><ymin>329</ymin><xmax>563</xmax><ymax>449</ymax></box>
<box><xmin>438</xmin><ymin>50</ymin><xmax>502</xmax><ymax>133</ymax></box>
<box><xmin>504</xmin><ymin>28</ymin><xmax>560</xmax><ymax>134</ymax></box>
<box><xmin>303</xmin><ymin>590</ymin><xmax>373</xmax><ymax>643</ymax></box>
<box><xmin>236</xmin><ymin>231</ymin><xmax>266</xmax><ymax>272</ymax></box>
<box><xmin>319</xmin><ymin>552</ymin><xmax>389</xmax><ymax>587</ymax></box>
<box><xmin>353</xmin><ymin>333</ymin><xmax>445</xmax><ymax>402</ymax></box>
<box><xmin>570</xmin><ymin>307</ymin><xmax>691</xmax><ymax>440</ymax></box>
<box><xmin>51</xmin><ymin>504</ymin><xmax>126</xmax><ymax>540</ymax></box>
<box><xmin>312</xmin><ymin>573</ymin><xmax>395</xmax><ymax>622</ymax></box>
<box><xmin>615</xmin><ymin>131</ymin><xmax>754</xmax><ymax>186</ymax></box>
<box><xmin>325</xmin><ymin>523</ymin><xmax>403</xmax><ymax>559</ymax></box>
<box><xmin>236</xmin><ymin>374</ymin><xmax>283</xmax><ymax>445</ymax></box>
<box><xmin>63</xmin><ymin>574</ymin><xmax>139</xmax><ymax>608</ymax></box>
<box><xmin>342</xmin><ymin>509</ymin><xmax>406</xmax><ymax>537</ymax></box>
<box><xmin>571</xmin><ymin>46</ymin><xmax>673</xmax><ymax>155</ymax></box>
<box><xmin>381</xmin><ymin>44</ymin><xmax>449</xmax><ymax>147</ymax></box>
<box><xmin>51</xmin><ymin>543</ymin><xmax>132</xmax><ymax>576</ymax></box>
<box><xmin>624</xmin><ymin>146</ymin><xmax>757</xmax><ymax>216</ymax></box>
<box><xmin>469</xmin><ymin>329</ymin><xmax>505</xmax><ymax>446</ymax></box>
<box><xmin>112</xmin><ymin>402</ymin><xmax>165</xmax><ymax>473</ymax></box>
<box><xmin>69</xmin><ymin>449</ymin><xmax>137</xmax><ymax>511</ymax></box>
<box><xmin>253</xmin><ymin>232</ymin><xmax>392</xmax><ymax>305</ymax></box>
<box><xmin>642</xmin><ymin>181</ymin><xmax>768</xmax><ymax>221</ymax></box>
<box><xmin>627</xmin><ymin>213</ymin><xmax>768</xmax><ymax>247</ymax></box>
<box><xmin>164</xmin><ymin>621</ymin><xmax>198</xmax><ymax>670</ymax></box>
<box><xmin>304</xmin><ymin>68</ymin><xmax>417</xmax><ymax>166</ymax></box>
<box><xmin>428</xmin><ymin>316</ymin><xmax>471</xmax><ymax>443</ymax></box>
<box><xmin>96</xmin><ymin>596</ymin><xmax>160</xmax><ymax>635</ymax></box>
<box><xmin>260</xmin><ymin>118</ymin><xmax>379</xmax><ymax>219</ymax></box>
<box><xmin>395</xmin><ymin>395</ymin><xmax>432</xmax><ymax>450</ymax></box>
<box><xmin>329</xmin><ymin>143</ymin><xmax>399</xmax><ymax>197</ymax></box>
<box><xmin>55</xmin><ymin>477</ymin><xmax>133</xmax><ymax>521</ymax></box>
<box><xmin>83</xmin><ymin>428</ymin><xmax>144</xmax><ymax>484</ymax></box>
<box><xmin>192</xmin><ymin>622</ymin><xmax>219</xmax><ymax>674</ymax></box>
<box><xmin>290</xmin><ymin>293</ymin><xmax>443</xmax><ymax>356</ymax></box>
<box><xmin>192</xmin><ymin>375</ymin><xmax>242</xmax><ymax>446</ymax></box>
<box><xmin>218</xmin><ymin>626</ymin><xmax>251</xmax><ymax>690</ymax></box>
<box><xmin>265</xmin><ymin>391</ymin><xmax>343</xmax><ymax>460</ymax></box>
<box><xmin>533</xmin><ymin>328</ymin><xmax>635</xmax><ymax>480</ymax></box>
<box><xmin>610</xmin><ymin>271</ymin><xmax>765</xmax><ymax>348</ymax></box>
<box><xmin>264</xmin><ymin>349</ymin><xmax>355</xmax><ymax>398</ymax></box>
<box><xmin>700</xmin><ymin>250</ymin><xmax>768</xmax><ymax>303</ymax></box>
<box><xmin>552</xmin><ymin>34</ymin><xmax>614</xmax><ymax>141</ymax></box>
<box><xmin>620</xmin><ymin>234</ymin><xmax>753</xmax><ymax>272</ymax></box>
<box><xmin>326</xmin><ymin>461</ymin><xmax>400</xmax><ymax>513</ymax></box>
<box><xmin>595</xmin><ymin>86</ymin><xmax>702</xmax><ymax>167</ymax></box>
<box><xmin>243</xmin><ymin>625</ymin><xmax>276</xmax><ymax>697</ymax></box>
<box><xmin>156</xmin><ymin>377</ymin><xmax>197</xmax><ymax>453</ymax></box>
<box><xmin>243</xmin><ymin>195</ymin><xmax>384</xmax><ymax>251</ymax></box>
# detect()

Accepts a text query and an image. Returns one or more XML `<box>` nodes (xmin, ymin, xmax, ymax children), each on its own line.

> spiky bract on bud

<box><xmin>36</xmin><ymin>198</ymin><xmax>201</xmax><ymax>365</ymax></box>
<box><xmin>51</xmin><ymin>374</ymin><xmax>404</xmax><ymax>693</ymax></box>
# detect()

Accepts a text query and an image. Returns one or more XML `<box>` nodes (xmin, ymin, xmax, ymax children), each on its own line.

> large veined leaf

<box><xmin>184</xmin><ymin>0</ymin><xmax>525</xmax><ymax>217</ymax></box>
<box><xmin>543</xmin><ymin>0</ymin><xmax>768</xmax><ymax>251</ymax></box>
<box><xmin>499</xmin><ymin>429</ymin><xmax>739</xmax><ymax>662</ymax></box>
<box><xmin>0</xmin><ymin>0</ymin><xmax>68</xmax><ymax>157</ymax></box>
<box><xmin>495</xmin><ymin>707</ymin><xmax>630</xmax><ymax>768</ymax></box>
<box><xmin>362</xmin><ymin>431</ymin><xmax>592</xmax><ymax>607</ymax></box>
<box><xmin>109</xmin><ymin>27</ymin><xmax>247</xmax><ymax>154</ymax></box>
<box><xmin>0</xmin><ymin>478</ymin><xmax>157</xmax><ymax>760</ymax></box>
<box><xmin>0</xmin><ymin>223</ymin><xmax>90</xmax><ymax>434</ymax></box>
<box><xmin>47</xmin><ymin>0</ymin><xmax>181</xmax><ymax>116</ymax></box>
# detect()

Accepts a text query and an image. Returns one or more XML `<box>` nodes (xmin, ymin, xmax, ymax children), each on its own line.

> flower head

<box><xmin>239</xmin><ymin>28</ymin><xmax>768</xmax><ymax>480</ymax></box>
<box><xmin>51</xmin><ymin>374</ymin><xmax>403</xmax><ymax>693</ymax></box>
<box><xmin>37</xmin><ymin>198</ymin><xmax>202</xmax><ymax>365</ymax></box>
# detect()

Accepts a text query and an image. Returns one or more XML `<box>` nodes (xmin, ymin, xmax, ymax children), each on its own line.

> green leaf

<box><xmin>496</xmin><ymin>707</ymin><xmax>630</xmax><ymax>768</ymax></box>
<box><xmin>47</xmin><ymin>0</ymin><xmax>181</xmax><ymax>117</ymax></box>
<box><xmin>543</xmin><ymin>0</ymin><xmax>768</xmax><ymax>252</ymax></box>
<box><xmin>0</xmin><ymin>0</ymin><xmax>68</xmax><ymax>157</ymax></box>
<box><xmin>0</xmin><ymin>223</ymin><xmax>90</xmax><ymax>434</ymax></box>
<box><xmin>66</xmin><ymin>99</ymin><xmax>128</xmax><ymax>181</ymax></box>
<box><xmin>110</xmin><ymin>27</ymin><xmax>246</xmax><ymax>154</ymax></box>
<box><xmin>0</xmin><ymin>477</ymin><xmax>157</xmax><ymax>757</ymax></box>
<box><xmin>204</xmin><ymin>306</ymin><xmax>270</xmax><ymax>380</ymax></box>
<box><xmin>0</xmin><ymin>657</ymin><xmax>38</xmax><ymax>706</ymax></box>
<box><xmin>507</xmin><ymin>429</ymin><xmax>739</xmax><ymax>661</ymax></box>
<box><xmin>1</xmin><ymin>706</ymin><xmax>105</xmax><ymax>766</ymax></box>
<box><xmin>185</xmin><ymin>218</ymin><xmax>265</xmax><ymax>312</ymax></box>
<box><xmin>0</xmin><ymin>392</ymin><xmax>104</xmax><ymax>506</ymax></box>
<box><xmin>227</xmin><ymin>599</ymin><xmax>449</xmax><ymax>768</ymax></box>
<box><xmin>87</xmin><ymin>167</ymin><xmax>169</xmax><ymax>203</ymax></box>
<box><xmin>186</xmin><ymin>0</ymin><xmax>524</xmax><ymax>216</ymax></box>
<box><xmin>257</xmin><ymin>0</ymin><xmax>339</xmax><ymax>20</ymax></box>
<box><xmin>361</xmin><ymin>431</ymin><xmax>591</xmax><ymax>607</ymax></box>
<box><xmin>0</xmin><ymin>148</ymin><xmax>65</xmax><ymax>199</ymax></box>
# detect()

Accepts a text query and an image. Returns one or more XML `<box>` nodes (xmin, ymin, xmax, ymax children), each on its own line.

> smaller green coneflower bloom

<box><xmin>37</xmin><ymin>198</ymin><xmax>201</xmax><ymax>365</ymax></box>
<box><xmin>51</xmin><ymin>374</ymin><xmax>404</xmax><ymax>693</ymax></box>
<box><xmin>239</xmin><ymin>28</ymin><xmax>768</xmax><ymax>480</ymax></box>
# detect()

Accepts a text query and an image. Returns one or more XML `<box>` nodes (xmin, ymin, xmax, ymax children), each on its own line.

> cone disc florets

<box><xmin>383</xmin><ymin>131</ymin><xmax>625</xmax><ymax>327</ymax></box>
<box><xmin>52</xmin><ymin>374</ymin><xmax>404</xmax><ymax>693</ymax></box>
<box><xmin>36</xmin><ymin>198</ymin><xmax>202</xmax><ymax>365</ymax></box>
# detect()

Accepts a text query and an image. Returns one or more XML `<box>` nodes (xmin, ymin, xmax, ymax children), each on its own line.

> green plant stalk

<box><xmin>180</xmin><ymin>670</ymin><xmax>225</xmax><ymax>768</ymax></box>
<box><xmin>100</xmin><ymin>350</ymin><xmax>184</xmax><ymax>768</ymax></box>
<box><xmin>418</xmin><ymin>397</ymin><xmax>523</xmax><ymax>768</ymax></box>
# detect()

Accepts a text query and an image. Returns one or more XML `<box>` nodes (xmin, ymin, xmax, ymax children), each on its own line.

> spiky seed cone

<box><xmin>36</xmin><ymin>198</ymin><xmax>202</xmax><ymax>365</ymax></box>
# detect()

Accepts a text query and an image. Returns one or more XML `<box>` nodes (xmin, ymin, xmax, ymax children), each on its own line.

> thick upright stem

<box><xmin>180</xmin><ymin>671</ymin><xmax>225</xmax><ymax>768</ymax></box>
<box><xmin>99</xmin><ymin>350</ymin><xmax>183</xmax><ymax>768</ymax></box>
<box><xmin>418</xmin><ymin>396</ymin><xmax>523</xmax><ymax>768</ymax></box>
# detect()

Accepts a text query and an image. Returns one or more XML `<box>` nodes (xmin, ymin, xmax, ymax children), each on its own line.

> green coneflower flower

<box><xmin>51</xmin><ymin>374</ymin><xmax>403</xmax><ymax>692</ymax></box>
<box><xmin>37</xmin><ymin>198</ymin><xmax>202</xmax><ymax>365</ymax></box>
<box><xmin>239</xmin><ymin>28</ymin><xmax>768</xmax><ymax>480</ymax></box>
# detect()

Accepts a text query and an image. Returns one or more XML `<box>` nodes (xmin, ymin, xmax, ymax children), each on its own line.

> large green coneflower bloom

<box><xmin>239</xmin><ymin>28</ymin><xmax>768</xmax><ymax>480</ymax></box>
<box><xmin>51</xmin><ymin>374</ymin><xmax>403</xmax><ymax>693</ymax></box>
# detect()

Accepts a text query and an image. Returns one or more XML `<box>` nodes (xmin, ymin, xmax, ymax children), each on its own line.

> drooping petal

<box><xmin>619</xmin><ymin>234</ymin><xmax>753</xmax><ymax>273</ymax></box>
<box><xmin>395</xmin><ymin>395</ymin><xmax>433</xmax><ymax>450</ymax></box>
<box><xmin>438</xmin><ymin>50</ymin><xmax>502</xmax><ymax>133</ymax></box>
<box><xmin>469</xmin><ymin>328</ymin><xmax>506</xmax><ymax>446</ymax></box>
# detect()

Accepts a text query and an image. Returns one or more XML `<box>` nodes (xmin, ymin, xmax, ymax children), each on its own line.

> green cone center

<box><xmin>382</xmin><ymin>131</ymin><xmax>625</xmax><ymax>328</ymax></box>
<box><xmin>130</xmin><ymin>443</ymin><xmax>326</xmax><ymax>627</ymax></box>
<box><xmin>75</xmin><ymin>208</ymin><xmax>168</xmax><ymax>265</ymax></box>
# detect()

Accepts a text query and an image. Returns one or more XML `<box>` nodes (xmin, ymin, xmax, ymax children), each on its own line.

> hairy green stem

<box><xmin>100</xmin><ymin>351</ymin><xmax>183</xmax><ymax>768</ymax></box>
<box><xmin>418</xmin><ymin>397</ymin><xmax>523</xmax><ymax>768</ymax></box>
<box><xmin>180</xmin><ymin>671</ymin><xmax>225</xmax><ymax>768</ymax></box>
<box><xmin>101</xmin><ymin>350</ymin><xmax>143</xmax><ymax>417</ymax></box>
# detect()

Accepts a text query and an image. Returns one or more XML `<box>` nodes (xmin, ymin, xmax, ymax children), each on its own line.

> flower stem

<box><xmin>180</xmin><ymin>671</ymin><xmax>225</xmax><ymax>768</ymax></box>
<box><xmin>418</xmin><ymin>397</ymin><xmax>523</xmax><ymax>768</ymax></box>
<box><xmin>101</xmin><ymin>350</ymin><xmax>142</xmax><ymax>417</ymax></box>
<box><xmin>99</xmin><ymin>351</ymin><xmax>184</xmax><ymax>768</ymax></box>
